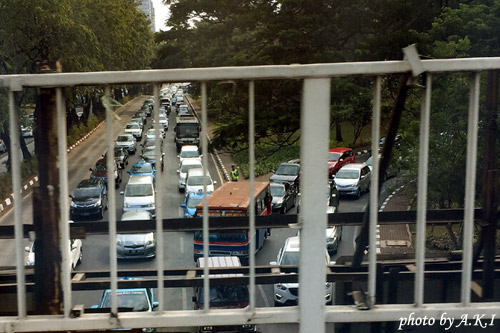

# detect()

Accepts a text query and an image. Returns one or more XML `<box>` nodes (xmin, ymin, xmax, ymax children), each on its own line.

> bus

<box><xmin>193</xmin><ymin>181</ymin><xmax>272</xmax><ymax>264</ymax></box>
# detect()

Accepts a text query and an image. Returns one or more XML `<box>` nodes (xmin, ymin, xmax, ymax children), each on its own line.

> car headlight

<box><xmin>124</xmin><ymin>203</ymin><xmax>130</xmax><ymax>208</ymax></box>
<box><xmin>274</xmin><ymin>200</ymin><xmax>282</xmax><ymax>208</ymax></box>
<box><xmin>329</xmin><ymin>165</ymin><xmax>334</xmax><ymax>169</ymax></box>
<box><xmin>116</xmin><ymin>238</ymin><xmax>122</xmax><ymax>246</ymax></box>
<box><xmin>145</xmin><ymin>233</ymin><xmax>155</xmax><ymax>246</ymax></box>
<box><xmin>92</xmin><ymin>200</ymin><xmax>101</xmax><ymax>208</ymax></box>
<box><xmin>147</xmin><ymin>203</ymin><xmax>154</xmax><ymax>208</ymax></box>
<box><xmin>232</xmin><ymin>250</ymin><xmax>248</xmax><ymax>256</ymax></box>
<box><xmin>70</xmin><ymin>201</ymin><xmax>77</xmax><ymax>207</ymax></box>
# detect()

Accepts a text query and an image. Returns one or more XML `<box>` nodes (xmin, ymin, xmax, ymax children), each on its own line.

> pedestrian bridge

<box><xmin>0</xmin><ymin>46</ymin><xmax>499</xmax><ymax>332</ymax></box>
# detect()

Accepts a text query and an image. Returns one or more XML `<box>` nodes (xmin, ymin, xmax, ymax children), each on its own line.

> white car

<box><xmin>177</xmin><ymin>159</ymin><xmax>203</xmax><ymax>191</ymax></box>
<box><xmin>177</xmin><ymin>145</ymin><xmax>201</xmax><ymax>168</ymax></box>
<box><xmin>185</xmin><ymin>168</ymin><xmax>216</xmax><ymax>196</ymax></box>
<box><xmin>124</xmin><ymin>122</ymin><xmax>143</xmax><ymax>140</ymax></box>
<box><xmin>153</xmin><ymin>115</ymin><xmax>169</xmax><ymax>131</ymax></box>
<box><xmin>270</xmin><ymin>236</ymin><xmax>333</xmax><ymax>306</ymax></box>
<box><xmin>25</xmin><ymin>239</ymin><xmax>83</xmax><ymax>270</ymax></box>
<box><xmin>121</xmin><ymin>175</ymin><xmax>156</xmax><ymax>217</ymax></box>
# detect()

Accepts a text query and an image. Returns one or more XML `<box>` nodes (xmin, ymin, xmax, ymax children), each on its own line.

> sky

<box><xmin>153</xmin><ymin>0</ymin><xmax>170</xmax><ymax>32</ymax></box>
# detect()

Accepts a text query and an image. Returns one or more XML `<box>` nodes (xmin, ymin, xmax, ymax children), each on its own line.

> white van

<box><xmin>121</xmin><ymin>175</ymin><xmax>156</xmax><ymax>217</ymax></box>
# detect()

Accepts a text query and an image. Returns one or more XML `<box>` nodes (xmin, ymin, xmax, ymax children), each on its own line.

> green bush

<box><xmin>0</xmin><ymin>158</ymin><xmax>38</xmax><ymax>201</ymax></box>
<box><xmin>233</xmin><ymin>145</ymin><xmax>300</xmax><ymax>178</ymax></box>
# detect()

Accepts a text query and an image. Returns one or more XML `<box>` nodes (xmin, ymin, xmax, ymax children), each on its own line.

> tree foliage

<box><xmin>0</xmin><ymin>0</ymin><xmax>154</xmax><ymax>165</ymax></box>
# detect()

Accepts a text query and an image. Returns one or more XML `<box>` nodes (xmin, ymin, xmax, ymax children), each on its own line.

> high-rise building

<box><xmin>137</xmin><ymin>0</ymin><xmax>156</xmax><ymax>32</ymax></box>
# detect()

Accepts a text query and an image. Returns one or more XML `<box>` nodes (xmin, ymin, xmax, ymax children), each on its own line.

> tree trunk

<box><xmin>19</xmin><ymin>133</ymin><xmax>31</xmax><ymax>161</ymax></box>
<box><xmin>335</xmin><ymin>121</ymin><xmax>343</xmax><ymax>142</ymax></box>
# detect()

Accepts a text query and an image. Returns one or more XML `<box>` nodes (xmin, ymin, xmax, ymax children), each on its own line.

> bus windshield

<box><xmin>199</xmin><ymin>285</ymin><xmax>249</xmax><ymax>305</ymax></box>
<box><xmin>194</xmin><ymin>230</ymin><xmax>248</xmax><ymax>243</ymax></box>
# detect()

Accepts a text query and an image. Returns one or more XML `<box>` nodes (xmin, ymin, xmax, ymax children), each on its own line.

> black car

<box><xmin>270</xmin><ymin>161</ymin><xmax>300</xmax><ymax>194</ymax></box>
<box><xmin>70</xmin><ymin>179</ymin><xmax>108</xmax><ymax>220</ymax></box>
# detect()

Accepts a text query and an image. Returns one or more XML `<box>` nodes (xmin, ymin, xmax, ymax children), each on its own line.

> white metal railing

<box><xmin>0</xmin><ymin>48</ymin><xmax>498</xmax><ymax>332</ymax></box>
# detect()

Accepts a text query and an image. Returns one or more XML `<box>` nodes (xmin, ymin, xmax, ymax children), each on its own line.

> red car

<box><xmin>328</xmin><ymin>147</ymin><xmax>355</xmax><ymax>177</ymax></box>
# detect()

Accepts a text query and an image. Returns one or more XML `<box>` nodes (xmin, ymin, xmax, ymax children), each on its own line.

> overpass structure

<box><xmin>0</xmin><ymin>46</ymin><xmax>499</xmax><ymax>332</ymax></box>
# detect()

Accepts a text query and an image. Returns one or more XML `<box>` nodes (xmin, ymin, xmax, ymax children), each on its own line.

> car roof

<box><xmin>121</xmin><ymin>211</ymin><xmax>152</xmax><ymax>220</ymax></box>
<box><xmin>127</xmin><ymin>175</ymin><xmax>154</xmax><ymax>184</ymax></box>
<box><xmin>328</xmin><ymin>147</ymin><xmax>353</xmax><ymax>153</ymax></box>
<box><xmin>284</xmin><ymin>236</ymin><xmax>301</xmax><ymax>252</ymax></box>
<box><xmin>181</xmin><ymin>159</ymin><xmax>203</xmax><ymax>166</ymax></box>
<box><xmin>180</xmin><ymin>145</ymin><xmax>198</xmax><ymax>152</ymax></box>
<box><xmin>76</xmin><ymin>178</ymin><xmax>103</xmax><ymax>188</ymax></box>
<box><xmin>118</xmin><ymin>133</ymin><xmax>134</xmax><ymax>139</ymax></box>
<box><xmin>338</xmin><ymin>163</ymin><xmax>367</xmax><ymax>171</ymax></box>
<box><xmin>187</xmin><ymin>168</ymin><xmax>207</xmax><ymax>177</ymax></box>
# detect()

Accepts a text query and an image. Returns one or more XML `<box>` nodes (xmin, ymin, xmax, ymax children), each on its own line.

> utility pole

<box><xmin>33</xmin><ymin>60</ymin><xmax>64</xmax><ymax>314</ymax></box>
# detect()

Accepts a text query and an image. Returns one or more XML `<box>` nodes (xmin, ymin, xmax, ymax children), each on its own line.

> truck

<box><xmin>192</xmin><ymin>256</ymin><xmax>256</xmax><ymax>332</ymax></box>
<box><xmin>174</xmin><ymin>116</ymin><xmax>200</xmax><ymax>151</ymax></box>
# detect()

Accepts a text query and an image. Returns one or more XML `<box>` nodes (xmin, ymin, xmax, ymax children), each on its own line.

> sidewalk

<box><xmin>378</xmin><ymin>186</ymin><xmax>415</xmax><ymax>255</ymax></box>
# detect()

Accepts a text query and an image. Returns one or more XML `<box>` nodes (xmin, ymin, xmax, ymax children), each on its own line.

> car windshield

<box><xmin>126</xmin><ymin>124</ymin><xmax>139</xmax><ymax>129</ymax></box>
<box><xmin>336</xmin><ymin>169</ymin><xmax>359</xmax><ymax>179</ymax></box>
<box><xmin>270</xmin><ymin>186</ymin><xmax>284</xmax><ymax>197</ymax></box>
<box><xmin>276</xmin><ymin>164</ymin><xmax>299</xmax><ymax>176</ymax></box>
<box><xmin>181</xmin><ymin>163</ymin><xmax>202</xmax><ymax>174</ymax></box>
<box><xmin>143</xmin><ymin>150</ymin><xmax>155</xmax><ymax>158</ymax></box>
<box><xmin>180</xmin><ymin>150</ymin><xmax>199</xmax><ymax>158</ymax></box>
<box><xmin>74</xmin><ymin>187</ymin><xmax>100</xmax><ymax>198</ymax></box>
<box><xmin>328</xmin><ymin>152</ymin><xmax>340</xmax><ymax>162</ymax></box>
<box><xmin>125</xmin><ymin>184</ymin><xmax>153</xmax><ymax>196</ymax></box>
<box><xmin>187</xmin><ymin>175</ymin><xmax>211</xmax><ymax>186</ymax></box>
<box><xmin>114</xmin><ymin>149</ymin><xmax>125</xmax><ymax>156</ymax></box>
<box><xmin>147</xmin><ymin>130</ymin><xmax>156</xmax><ymax>135</ymax></box>
<box><xmin>131</xmin><ymin>164</ymin><xmax>153</xmax><ymax>174</ymax></box>
<box><xmin>93</xmin><ymin>163</ymin><xmax>106</xmax><ymax>172</ymax></box>
<box><xmin>199</xmin><ymin>285</ymin><xmax>249</xmax><ymax>304</ymax></box>
<box><xmin>187</xmin><ymin>197</ymin><xmax>203</xmax><ymax>208</ymax></box>
<box><xmin>365</xmin><ymin>157</ymin><xmax>372</xmax><ymax>167</ymax></box>
<box><xmin>159</xmin><ymin>116</ymin><xmax>167</xmax><ymax>121</ymax></box>
<box><xmin>281</xmin><ymin>251</ymin><xmax>299</xmax><ymax>265</ymax></box>
<box><xmin>102</xmin><ymin>290</ymin><xmax>149</xmax><ymax>311</ymax></box>
<box><xmin>117</xmin><ymin>136</ymin><xmax>131</xmax><ymax>142</ymax></box>
<box><xmin>194</xmin><ymin>230</ymin><xmax>248</xmax><ymax>242</ymax></box>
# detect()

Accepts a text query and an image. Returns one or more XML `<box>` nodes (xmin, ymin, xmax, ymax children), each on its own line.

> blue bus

<box><xmin>193</xmin><ymin>181</ymin><xmax>272</xmax><ymax>265</ymax></box>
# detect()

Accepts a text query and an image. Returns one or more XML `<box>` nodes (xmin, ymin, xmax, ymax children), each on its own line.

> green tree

<box><xmin>0</xmin><ymin>0</ymin><xmax>154</xmax><ymax>166</ymax></box>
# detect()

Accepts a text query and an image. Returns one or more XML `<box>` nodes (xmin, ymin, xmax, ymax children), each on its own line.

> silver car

<box><xmin>334</xmin><ymin>163</ymin><xmax>371</xmax><ymax>199</ymax></box>
<box><xmin>115</xmin><ymin>134</ymin><xmax>136</xmax><ymax>154</ymax></box>
<box><xmin>116</xmin><ymin>211</ymin><xmax>156</xmax><ymax>259</ymax></box>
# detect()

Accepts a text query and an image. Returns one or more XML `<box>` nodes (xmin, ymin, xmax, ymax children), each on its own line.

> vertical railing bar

<box><xmin>201</xmin><ymin>82</ymin><xmax>210</xmax><ymax>311</ymax></box>
<box><xmin>9</xmin><ymin>89</ymin><xmax>26</xmax><ymax>318</ymax></box>
<box><xmin>56</xmin><ymin>88</ymin><xmax>72</xmax><ymax>318</ymax></box>
<box><xmin>461</xmin><ymin>72</ymin><xmax>480</xmax><ymax>306</ymax></box>
<box><xmin>105</xmin><ymin>86</ymin><xmax>118</xmax><ymax>315</ymax></box>
<box><xmin>248</xmin><ymin>81</ymin><xmax>256</xmax><ymax>312</ymax></box>
<box><xmin>368</xmin><ymin>76</ymin><xmax>382</xmax><ymax>305</ymax></box>
<box><xmin>299</xmin><ymin>78</ymin><xmax>330</xmax><ymax>333</ymax></box>
<box><xmin>153</xmin><ymin>84</ymin><xmax>165</xmax><ymax>312</ymax></box>
<box><xmin>414</xmin><ymin>74</ymin><xmax>432</xmax><ymax>307</ymax></box>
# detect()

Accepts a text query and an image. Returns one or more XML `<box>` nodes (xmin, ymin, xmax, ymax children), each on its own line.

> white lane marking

<box><xmin>210</xmin><ymin>152</ymin><xmax>225</xmax><ymax>185</ymax></box>
<box><xmin>180</xmin><ymin>236</ymin><xmax>184</xmax><ymax>254</ymax></box>
<box><xmin>258</xmin><ymin>285</ymin><xmax>270</xmax><ymax>307</ymax></box>
<box><xmin>182</xmin><ymin>287</ymin><xmax>187</xmax><ymax>310</ymax></box>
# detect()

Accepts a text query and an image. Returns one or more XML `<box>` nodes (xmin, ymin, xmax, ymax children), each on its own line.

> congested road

<box><xmin>0</xmin><ymin>90</ymin><xmax>396</xmax><ymax>332</ymax></box>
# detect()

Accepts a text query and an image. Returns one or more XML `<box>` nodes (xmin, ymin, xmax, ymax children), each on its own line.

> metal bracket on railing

<box><xmin>101</xmin><ymin>95</ymin><xmax>122</xmax><ymax>121</ymax></box>
<box><xmin>403</xmin><ymin>44</ymin><xmax>425</xmax><ymax>77</ymax></box>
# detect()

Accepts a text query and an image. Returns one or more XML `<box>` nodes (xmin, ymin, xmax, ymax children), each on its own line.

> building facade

<box><xmin>137</xmin><ymin>0</ymin><xmax>155</xmax><ymax>32</ymax></box>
